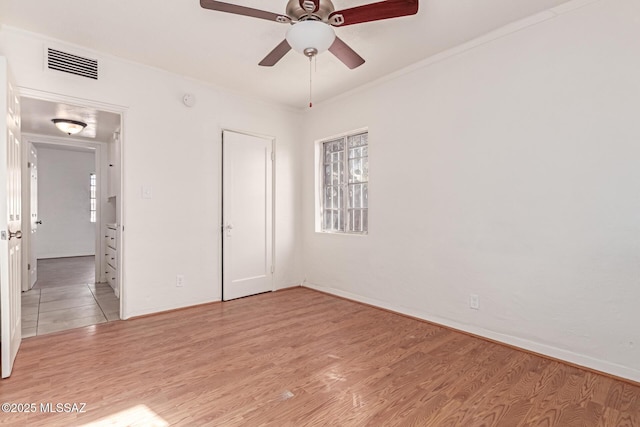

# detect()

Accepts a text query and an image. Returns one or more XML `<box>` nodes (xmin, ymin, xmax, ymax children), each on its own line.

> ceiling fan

<box><xmin>200</xmin><ymin>0</ymin><xmax>419</xmax><ymax>69</ymax></box>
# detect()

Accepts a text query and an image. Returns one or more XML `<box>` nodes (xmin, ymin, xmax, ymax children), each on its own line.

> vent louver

<box><xmin>47</xmin><ymin>48</ymin><xmax>98</xmax><ymax>80</ymax></box>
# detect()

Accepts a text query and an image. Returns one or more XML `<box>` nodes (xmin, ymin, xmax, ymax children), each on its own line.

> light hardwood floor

<box><xmin>2</xmin><ymin>288</ymin><xmax>638</xmax><ymax>426</ymax></box>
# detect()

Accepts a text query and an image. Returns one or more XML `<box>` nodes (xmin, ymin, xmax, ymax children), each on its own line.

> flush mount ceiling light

<box><xmin>52</xmin><ymin>118</ymin><xmax>87</xmax><ymax>135</ymax></box>
<box><xmin>286</xmin><ymin>20</ymin><xmax>336</xmax><ymax>58</ymax></box>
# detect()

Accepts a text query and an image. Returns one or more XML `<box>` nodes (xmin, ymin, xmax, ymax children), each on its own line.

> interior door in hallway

<box><xmin>222</xmin><ymin>130</ymin><xmax>273</xmax><ymax>301</ymax></box>
<box><xmin>28</xmin><ymin>143</ymin><xmax>38</xmax><ymax>289</ymax></box>
<box><xmin>0</xmin><ymin>58</ymin><xmax>23</xmax><ymax>378</ymax></box>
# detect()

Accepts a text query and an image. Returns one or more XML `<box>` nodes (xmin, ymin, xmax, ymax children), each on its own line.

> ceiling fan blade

<box><xmin>200</xmin><ymin>0</ymin><xmax>291</xmax><ymax>23</ymax></box>
<box><xmin>329</xmin><ymin>37</ymin><xmax>365</xmax><ymax>69</ymax></box>
<box><xmin>329</xmin><ymin>0</ymin><xmax>418</xmax><ymax>27</ymax></box>
<box><xmin>259</xmin><ymin>40</ymin><xmax>292</xmax><ymax>67</ymax></box>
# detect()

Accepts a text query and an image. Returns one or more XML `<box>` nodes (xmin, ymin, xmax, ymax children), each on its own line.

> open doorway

<box><xmin>18</xmin><ymin>95</ymin><xmax>123</xmax><ymax>337</ymax></box>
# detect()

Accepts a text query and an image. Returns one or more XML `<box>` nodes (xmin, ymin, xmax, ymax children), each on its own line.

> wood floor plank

<box><xmin>1</xmin><ymin>288</ymin><xmax>639</xmax><ymax>426</ymax></box>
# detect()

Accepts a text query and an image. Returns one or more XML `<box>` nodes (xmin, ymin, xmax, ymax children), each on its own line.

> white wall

<box><xmin>4</xmin><ymin>0</ymin><xmax>639</xmax><ymax>383</ymax></box>
<box><xmin>301</xmin><ymin>0</ymin><xmax>640</xmax><ymax>382</ymax></box>
<box><xmin>0</xmin><ymin>25</ymin><xmax>303</xmax><ymax>318</ymax></box>
<box><xmin>36</xmin><ymin>146</ymin><xmax>96</xmax><ymax>259</ymax></box>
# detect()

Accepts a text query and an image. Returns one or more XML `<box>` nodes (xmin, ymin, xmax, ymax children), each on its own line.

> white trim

<box><xmin>3</xmin><ymin>25</ymin><xmax>300</xmax><ymax>114</ymax></box>
<box><xmin>126</xmin><ymin>297</ymin><xmax>222</xmax><ymax>319</ymax></box>
<box><xmin>303</xmin><ymin>282</ymin><xmax>640</xmax><ymax>383</ymax></box>
<box><xmin>315</xmin><ymin>127</ymin><xmax>369</xmax><ymax>143</ymax></box>
<box><xmin>23</xmin><ymin>132</ymin><xmax>102</xmax><ymax>148</ymax></box>
<box><xmin>18</xmin><ymin>87</ymin><xmax>127</xmax><ymax>115</ymax></box>
<box><xmin>220</xmin><ymin>127</ymin><xmax>276</xmax><ymax>141</ymax></box>
<box><xmin>309</xmin><ymin>0</ymin><xmax>603</xmax><ymax>110</ymax></box>
<box><xmin>4</xmin><ymin>0</ymin><xmax>602</xmax><ymax>112</ymax></box>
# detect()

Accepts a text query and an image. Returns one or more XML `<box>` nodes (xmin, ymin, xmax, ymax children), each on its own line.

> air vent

<box><xmin>46</xmin><ymin>48</ymin><xmax>98</xmax><ymax>80</ymax></box>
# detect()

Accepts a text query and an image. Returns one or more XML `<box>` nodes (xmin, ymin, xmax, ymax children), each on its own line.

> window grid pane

<box><xmin>322</xmin><ymin>132</ymin><xmax>368</xmax><ymax>234</ymax></box>
<box><xmin>90</xmin><ymin>173</ymin><xmax>97</xmax><ymax>223</ymax></box>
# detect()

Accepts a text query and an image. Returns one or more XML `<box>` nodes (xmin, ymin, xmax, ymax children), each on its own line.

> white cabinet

<box><xmin>104</xmin><ymin>223</ymin><xmax>118</xmax><ymax>295</ymax></box>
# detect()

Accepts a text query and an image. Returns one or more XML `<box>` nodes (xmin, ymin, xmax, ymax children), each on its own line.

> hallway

<box><xmin>22</xmin><ymin>256</ymin><xmax>119</xmax><ymax>337</ymax></box>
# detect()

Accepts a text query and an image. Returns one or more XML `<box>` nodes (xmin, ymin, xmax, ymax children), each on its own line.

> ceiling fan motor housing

<box><xmin>286</xmin><ymin>0</ymin><xmax>335</xmax><ymax>22</ymax></box>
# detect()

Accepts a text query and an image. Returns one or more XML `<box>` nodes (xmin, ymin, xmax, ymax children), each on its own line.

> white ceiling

<box><xmin>0</xmin><ymin>0</ymin><xmax>570</xmax><ymax>108</ymax></box>
<box><xmin>21</xmin><ymin>97</ymin><xmax>121</xmax><ymax>142</ymax></box>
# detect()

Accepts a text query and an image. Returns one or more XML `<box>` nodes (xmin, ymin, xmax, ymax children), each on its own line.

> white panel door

<box><xmin>222</xmin><ymin>130</ymin><xmax>273</xmax><ymax>301</ymax></box>
<box><xmin>0</xmin><ymin>58</ymin><xmax>23</xmax><ymax>378</ymax></box>
<box><xmin>28</xmin><ymin>143</ymin><xmax>38</xmax><ymax>288</ymax></box>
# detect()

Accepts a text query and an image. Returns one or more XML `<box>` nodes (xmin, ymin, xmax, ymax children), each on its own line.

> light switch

<box><xmin>142</xmin><ymin>185</ymin><xmax>153</xmax><ymax>199</ymax></box>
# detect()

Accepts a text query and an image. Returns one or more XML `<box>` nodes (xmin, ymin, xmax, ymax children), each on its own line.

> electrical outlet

<box><xmin>176</xmin><ymin>274</ymin><xmax>185</xmax><ymax>287</ymax></box>
<box><xmin>469</xmin><ymin>294</ymin><xmax>480</xmax><ymax>310</ymax></box>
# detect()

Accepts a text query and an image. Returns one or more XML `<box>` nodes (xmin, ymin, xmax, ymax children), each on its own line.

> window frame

<box><xmin>90</xmin><ymin>172</ymin><xmax>97</xmax><ymax>223</ymax></box>
<box><xmin>316</xmin><ymin>129</ymin><xmax>369</xmax><ymax>235</ymax></box>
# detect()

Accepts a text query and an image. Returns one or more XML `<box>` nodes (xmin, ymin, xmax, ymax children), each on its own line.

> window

<box><xmin>321</xmin><ymin>131</ymin><xmax>368</xmax><ymax>234</ymax></box>
<box><xmin>90</xmin><ymin>173</ymin><xmax>97</xmax><ymax>223</ymax></box>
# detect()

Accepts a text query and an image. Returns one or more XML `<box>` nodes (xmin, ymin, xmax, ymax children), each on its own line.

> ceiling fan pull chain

<box><xmin>309</xmin><ymin>55</ymin><xmax>313</xmax><ymax>108</ymax></box>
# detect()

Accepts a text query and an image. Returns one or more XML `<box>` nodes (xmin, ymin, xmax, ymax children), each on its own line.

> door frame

<box><xmin>24</xmin><ymin>142</ymin><xmax>38</xmax><ymax>290</ymax></box>
<box><xmin>18</xmin><ymin>88</ymin><xmax>127</xmax><ymax>316</ymax></box>
<box><xmin>220</xmin><ymin>128</ymin><xmax>276</xmax><ymax>301</ymax></box>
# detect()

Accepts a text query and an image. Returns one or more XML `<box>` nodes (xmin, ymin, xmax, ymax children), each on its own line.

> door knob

<box><xmin>35</xmin><ymin>220</ymin><xmax>42</xmax><ymax>225</ymax></box>
<box><xmin>8</xmin><ymin>230</ymin><xmax>22</xmax><ymax>240</ymax></box>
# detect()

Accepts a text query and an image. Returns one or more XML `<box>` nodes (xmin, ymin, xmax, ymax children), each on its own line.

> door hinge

<box><xmin>27</xmin><ymin>162</ymin><xmax>32</xmax><ymax>168</ymax></box>
<box><xmin>271</xmin><ymin>151</ymin><xmax>275</xmax><ymax>162</ymax></box>
<box><xmin>0</xmin><ymin>231</ymin><xmax>6</xmax><ymax>240</ymax></box>
<box><xmin>270</xmin><ymin>265</ymin><xmax>274</xmax><ymax>274</ymax></box>
<box><xmin>28</xmin><ymin>263</ymin><xmax>31</xmax><ymax>270</ymax></box>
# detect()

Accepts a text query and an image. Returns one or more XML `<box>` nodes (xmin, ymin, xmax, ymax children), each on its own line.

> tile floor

<box><xmin>22</xmin><ymin>282</ymin><xmax>120</xmax><ymax>337</ymax></box>
<box><xmin>33</xmin><ymin>256</ymin><xmax>96</xmax><ymax>289</ymax></box>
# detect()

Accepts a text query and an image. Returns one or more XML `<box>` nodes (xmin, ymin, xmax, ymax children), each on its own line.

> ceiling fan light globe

<box><xmin>286</xmin><ymin>21</ymin><xmax>336</xmax><ymax>55</ymax></box>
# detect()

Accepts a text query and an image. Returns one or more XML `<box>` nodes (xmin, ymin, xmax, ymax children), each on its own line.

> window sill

<box><xmin>316</xmin><ymin>230</ymin><xmax>368</xmax><ymax>237</ymax></box>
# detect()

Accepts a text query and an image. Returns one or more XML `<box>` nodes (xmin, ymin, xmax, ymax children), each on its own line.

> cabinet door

<box><xmin>106</xmin><ymin>245</ymin><xmax>117</xmax><ymax>269</ymax></box>
<box><xmin>106</xmin><ymin>264</ymin><xmax>117</xmax><ymax>290</ymax></box>
<box><xmin>106</xmin><ymin>227</ymin><xmax>117</xmax><ymax>249</ymax></box>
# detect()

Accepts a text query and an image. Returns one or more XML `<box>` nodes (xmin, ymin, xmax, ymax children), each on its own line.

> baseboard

<box><xmin>38</xmin><ymin>253</ymin><xmax>95</xmax><ymax>260</ymax></box>
<box><xmin>124</xmin><ymin>297</ymin><xmax>222</xmax><ymax>320</ymax></box>
<box><xmin>125</xmin><ymin>282</ymin><xmax>302</xmax><ymax>319</ymax></box>
<box><xmin>274</xmin><ymin>284</ymin><xmax>302</xmax><ymax>292</ymax></box>
<box><xmin>127</xmin><ymin>299</ymin><xmax>222</xmax><ymax>320</ymax></box>
<box><xmin>303</xmin><ymin>282</ymin><xmax>640</xmax><ymax>385</ymax></box>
